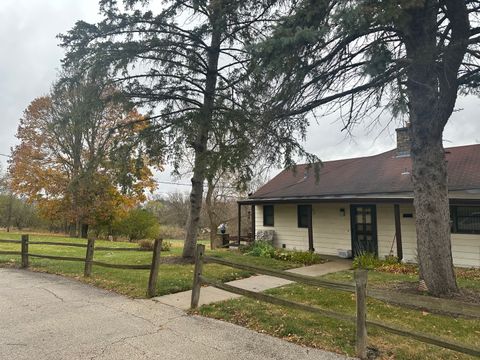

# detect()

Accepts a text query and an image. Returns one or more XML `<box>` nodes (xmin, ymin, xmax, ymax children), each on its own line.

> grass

<box><xmin>322</xmin><ymin>268</ymin><xmax>480</xmax><ymax>293</ymax></box>
<box><xmin>198</xmin><ymin>269</ymin><xmax>480</xmax><ymax>360</ymax></box>
<box><xmin>0</xmin><ymin>231</ymin><xmax>300</xmax><ymax>298</ymax></box>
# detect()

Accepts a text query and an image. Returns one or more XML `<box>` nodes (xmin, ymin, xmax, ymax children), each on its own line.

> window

<box><xmin>263</xmin><ymin>205</ymin><xmax>274</xmax><ymax>226</ymax></box>
<box><xmin>451</xmin><ymin>206</ymin><xmax>480</xmax><ymax>234</ymax></box>
<box><xmin>297</xmin><ymin>205</ymin><xmax>311</xmax><ymax>228</ymax></box>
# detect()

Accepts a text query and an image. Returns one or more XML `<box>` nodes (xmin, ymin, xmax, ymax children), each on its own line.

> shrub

<box><xmin>244</xmin><ymin>241</ymin><xmax>324</xmax><ymax>265</ymax></box>
<box><xmin>245</xmin><ymin>241</ymin><xmax>275</xmax><ymax>258</ymax></box>
<box><xmin>352</xmin><ymin>252</ymin><xmax>380</xmax><ymax>270</ymax></box>
<box><xmin>138</xmin><ymin>239</ymin><xmax>154</xmax><ymax>250</ymax></box>
<box><xmin>113</xmin><ymin>208</ymin><xmax>160</xmax><ymax>241</ymax></box>
<box><xmin>161</xmin><ymin>240</ymin><xmax>172</xmax><ymax>252</ymax></box>
<box><xmin>383</xmin><ymin>255</ymin><xmax>400</xmax><ymax>265</ymax></box>
<box><xmin>137</xmin><ymin>239</ymin><xmax>172</xmax><ymax>251</ymax></box>
<box><xmin>284</xmin><ymin>250</ymin><xmax>324</xmax><ymax>265</ymax></box>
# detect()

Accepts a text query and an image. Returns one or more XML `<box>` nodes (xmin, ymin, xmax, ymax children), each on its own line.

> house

<box><xmin>238</xmin><ymin>127</ymin><xmax>480</xmax><ymax>268</ymax></box>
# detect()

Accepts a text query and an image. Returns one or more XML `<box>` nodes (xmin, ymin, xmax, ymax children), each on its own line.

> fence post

<box><xmin>147</xmin><ymin>238</ymin><xmax>163</xmax><ymax>298</ymax></box>
<box><xmin>21</xmin><ymin>234</ymin><xmax>29</xmax><ymax>268</ymax></box>
<box><xmin>191</xmin><ymin>244</ymin><xmax>205</xmax><ymax>309</ymax></box>
<box><xmin>355</xmin><ymin>269</ymin><xmax>368</xmax><ymax>359</ymax></box>
<box><xmin>84</xmin><ymin>237</ymin><xmax>95</xmax><ymax>277</ymax></box>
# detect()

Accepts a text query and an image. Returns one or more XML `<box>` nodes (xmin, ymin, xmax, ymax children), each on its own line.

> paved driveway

<box><xmin>0</xmin><ymin>269</ymin><xmax>350</xmax><ymax>360</ymax></box>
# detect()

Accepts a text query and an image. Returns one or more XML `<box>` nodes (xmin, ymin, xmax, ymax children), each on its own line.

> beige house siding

<box><xmin>255</xmin><ymin>204</ymin><xmax>309</xmax><ymax>251</ymax></box>
<box><xmin>451</xmin><ymin>235</ymin><xmax>480</xmax><ymax>268</ymax></box>
<box><xmin>311</xmin><ymin>203</ymin><xmax>351</xmax><ymax>255</ymax></box>
<box><xmin>255</xmin><ymin>203</ymin><xmax>480</xmax><ymax>268</ymax></box>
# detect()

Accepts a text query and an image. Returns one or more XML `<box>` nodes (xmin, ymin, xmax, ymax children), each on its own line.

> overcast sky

<box><xmin>1</xmin><ymin>0</ymin><xmax>480</xmax><ymax>196</ymax></box>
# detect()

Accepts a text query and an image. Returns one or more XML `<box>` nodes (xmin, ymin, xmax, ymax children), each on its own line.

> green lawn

<box><xmin>198</xmin><ymin>269</ymin><xmax>480</xmax><ymax>360</ymax></box>
<box><xmin>0</xmin><ymin>231</ymin><xmax>301</xmax><ymax>298</ymax></box>
<box><xmin>322</xmin><ymin>269</ymin><xmax>480</xmax><ymax>293</ymax></box>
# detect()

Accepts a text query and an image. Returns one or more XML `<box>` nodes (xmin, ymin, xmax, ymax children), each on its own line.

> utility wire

<box><xmin>155</xmin><ymin>180</ymin><xmax>237</xmax><ymax>190</ymax></box>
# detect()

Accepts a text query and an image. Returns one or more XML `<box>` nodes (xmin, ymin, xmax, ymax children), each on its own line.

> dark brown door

<box><xmin>351</xmin><ymin>205</ymin><xmax>378</xmax><ymax>256</ymax></box>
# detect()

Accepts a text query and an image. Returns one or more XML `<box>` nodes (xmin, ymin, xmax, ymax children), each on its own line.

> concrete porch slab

<box><xmin>286</xmin><ymin>259</ymin><xmax>352</xmax><ymax>277</ymax></box>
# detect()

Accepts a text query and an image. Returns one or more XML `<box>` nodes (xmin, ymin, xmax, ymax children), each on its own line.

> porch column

<box><xmin>251</xmin><ymin>205</ymin><xmax>256</xmax><ymax>242</ymax></box>
<box><xmin>308</xmin><ymin>205</ymin><xmax>314</xmax><ymax>252</ymax></box>
<box><xmin>237</xmin><ymin>202</ymin><xmax>241</xmax><ymax>245</ymax></box>
<box><xmin>394</xmin><ymin>204</ymin><xmax>403</xmax><ymax>260</ymax></box>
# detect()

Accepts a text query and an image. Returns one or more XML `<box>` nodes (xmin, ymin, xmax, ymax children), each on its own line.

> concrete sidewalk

<box><xmin>0</xmin><ymin>268</ymin><xmax>351</xmax><ymax>360</ymax></box>
<box><xmin>154</xmin><ymin>258</ymin><xmax>351</xmax><ymax>310</ymax></box>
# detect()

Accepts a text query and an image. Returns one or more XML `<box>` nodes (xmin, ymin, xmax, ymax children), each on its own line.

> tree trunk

<box><xmin>69</xmin><ymin>223</ymin><xmax>77</xmax><ymax>237</ymax></box>
<box><xmin>205</xmin><ymin>178</ymin><xmax>218</xmax><ymax>249</ymax></box>
<box><xmin>81</xmin><ymin>223</ymin><xmax>89</xmax><ymax>239</ymax></box>
<box><xmin>182</xmin><ymin>5</ymin><xmax>223</xmax><ymax>258</ymax></box>
<box><xmin>183</xmin><ymin>146</ymin><xmax>208</xmax><ymax>257</ymax></box>
<box><xmin>6</xmin><ymin>193</ymin><xmax>13</xmax><ymax>232</ymax></box>
<box><xmin>401</xmin><ymin>1</ymin><xmax>469</xmax><ymax>296</ymax></box>
<box><xmin>410</xmin><ymin>130</ymin><xmax>458</xmax><ymax>295</ymax></box>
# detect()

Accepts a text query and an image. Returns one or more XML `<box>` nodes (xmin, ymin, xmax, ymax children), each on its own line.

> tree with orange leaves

<box><xmin>9</xmin><ymin>75</ymin><xmax>158</xmax><ymax>237</ymax></box>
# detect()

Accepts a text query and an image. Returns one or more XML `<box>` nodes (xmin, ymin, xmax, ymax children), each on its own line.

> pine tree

<box><xmin>61</xmin><ymin>0</ymin><xmax>316</xmax><ymax>256</ymax></box>
<box><xmin>252</xmin><ymin>0</ymin><xmax>480</xmax><ymax>295</ymax></box>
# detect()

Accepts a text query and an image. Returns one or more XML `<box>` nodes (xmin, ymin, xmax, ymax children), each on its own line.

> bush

<box><xmin>352</xmin><ymin>252</ymin><xmax>380</xmax><ymax>270</ymax></box>
<box><xmin>137</xmin><ymin>239</ymin><xmax>172</xmax><ymax>252</ymax></box>
<box><xmin>138</xmin><ymin>239</ymin><xmax>155</xmax><ymax>250</ymax></box>
<box><xmin>137</xmin><ymin>239</ymin><xmax>172</xmax><ymax>251</ymax></box>
<box><xmin>244</xmin><ymin>241</ymin><xmax>324</xmax><ymax>265</ymax></box>
<box><xmin>278</xmin><ymin>250</ymin><xmax>324</xmax><ymax>266</ymax></box>
<box><xmin>244</xmin><ymin>241</ymin><xmax>275</xmax><ymax>258</ymax></box>
<box><xmin>113</xmin><ymin>208</ymin><xmax>160</xmax><ymax>241</ymax></box>
<box><xmin>383</xmin><ymin>255</ymin><xmax>400</xmax><ymax>265</ymax></box>
<box><xmin>161</xmin><ymin>240</ymin><xmax>172</xmax><ymax>252</ymax></box>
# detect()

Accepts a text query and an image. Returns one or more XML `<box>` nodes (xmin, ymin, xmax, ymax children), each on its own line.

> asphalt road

<box><xmin>0</xmin><ymin>269</ymin><xmax>350</xmax><ymax>360</ymax></box>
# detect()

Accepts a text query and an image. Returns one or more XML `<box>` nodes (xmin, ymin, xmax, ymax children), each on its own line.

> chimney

<box><xmin>396</xmin><ymin>124</ymin><xmax>411</xmax><ymax>157</ymax></box>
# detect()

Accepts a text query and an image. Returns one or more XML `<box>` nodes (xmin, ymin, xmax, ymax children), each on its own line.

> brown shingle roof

<box><xmin>251</xmin><ymin>144</ymin><xmax>480</xmax><ymax>199</ymax></box>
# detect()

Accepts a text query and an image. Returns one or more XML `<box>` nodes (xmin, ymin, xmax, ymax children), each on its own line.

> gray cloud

<box><xmin>0</xmin><ymin>0</ymin><xmax>99</xmax><ymax>167</ymax></box>
<box><xmin>1</xmin><ymin>1</ymin><xmax>479</xmax><ymax>193</ymax></box>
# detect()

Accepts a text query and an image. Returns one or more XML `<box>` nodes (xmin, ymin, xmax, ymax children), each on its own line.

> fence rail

<box><xmin>28</xmin><ymin>241</ymin><xmax>88</xmax><ymax>248</ymax></box>
<box><xmin>204</xmin><ymin>255</ymin><xmax>480</xmax><ymax>319</ymax></box>
<box><xmin>0</xmin><ymin>239</ymin><xmax>22</xmax><ymax>244</ymax></box>
<box><xmin>204</xmin><ymin>255</ymin><xmax>354</xmax><ymax>292</ymax></box>
<box><xmin>192</xmin><ymin>244</ymin><xmax>480</xmax><ymax>359</ymax></box>
<box><xmin>0</xmin><ymin>235</ymin><xmax>163</xmax><ymax>298</ymax></box>
<box><xmin>0</xmin><ymin>250</ymin><xmax>22</xmax><ymax>256</ymax></box>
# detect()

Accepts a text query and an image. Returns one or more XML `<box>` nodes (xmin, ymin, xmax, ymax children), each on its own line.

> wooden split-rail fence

<box><xmin>190</xmin><ymin>244</ymin><xmax>480</xmax><ymax>359</ymax></box>
<box><xmin>0</xmin><ymin>235</ymin><xmax>163</xmax><ymax>298</ymax></box>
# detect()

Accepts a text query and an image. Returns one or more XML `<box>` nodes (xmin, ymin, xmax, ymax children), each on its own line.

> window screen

<box><xmin>451</xmin><ymin>206</ymin><xmax>480</xmax><ymax>234</ymax></box>
<box><xmin>297</xmin><ymin>205</ymin><xmax>311</xmax><ymax>228</ymax></box>
<box><xmin>263</xmin><ymin>205</ymin><xmax>274</xmax><ymax>226</ymax></box>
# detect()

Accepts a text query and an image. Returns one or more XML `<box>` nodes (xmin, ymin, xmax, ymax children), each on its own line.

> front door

<box><xmin>351</xmin><ymin>205</ymin><xmax>378</xmax><ymax>257</ymax></box>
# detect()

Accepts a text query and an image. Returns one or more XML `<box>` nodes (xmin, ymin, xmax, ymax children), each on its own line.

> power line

<box><xmin>155</xmin><ymin>180</ymin><xmax>237</xmax><ymax>190</ymax></box>
<box><xmin>156</xmin><ymin>180</ymin><xmax>193</xmax><ymax>187</ymax></box>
